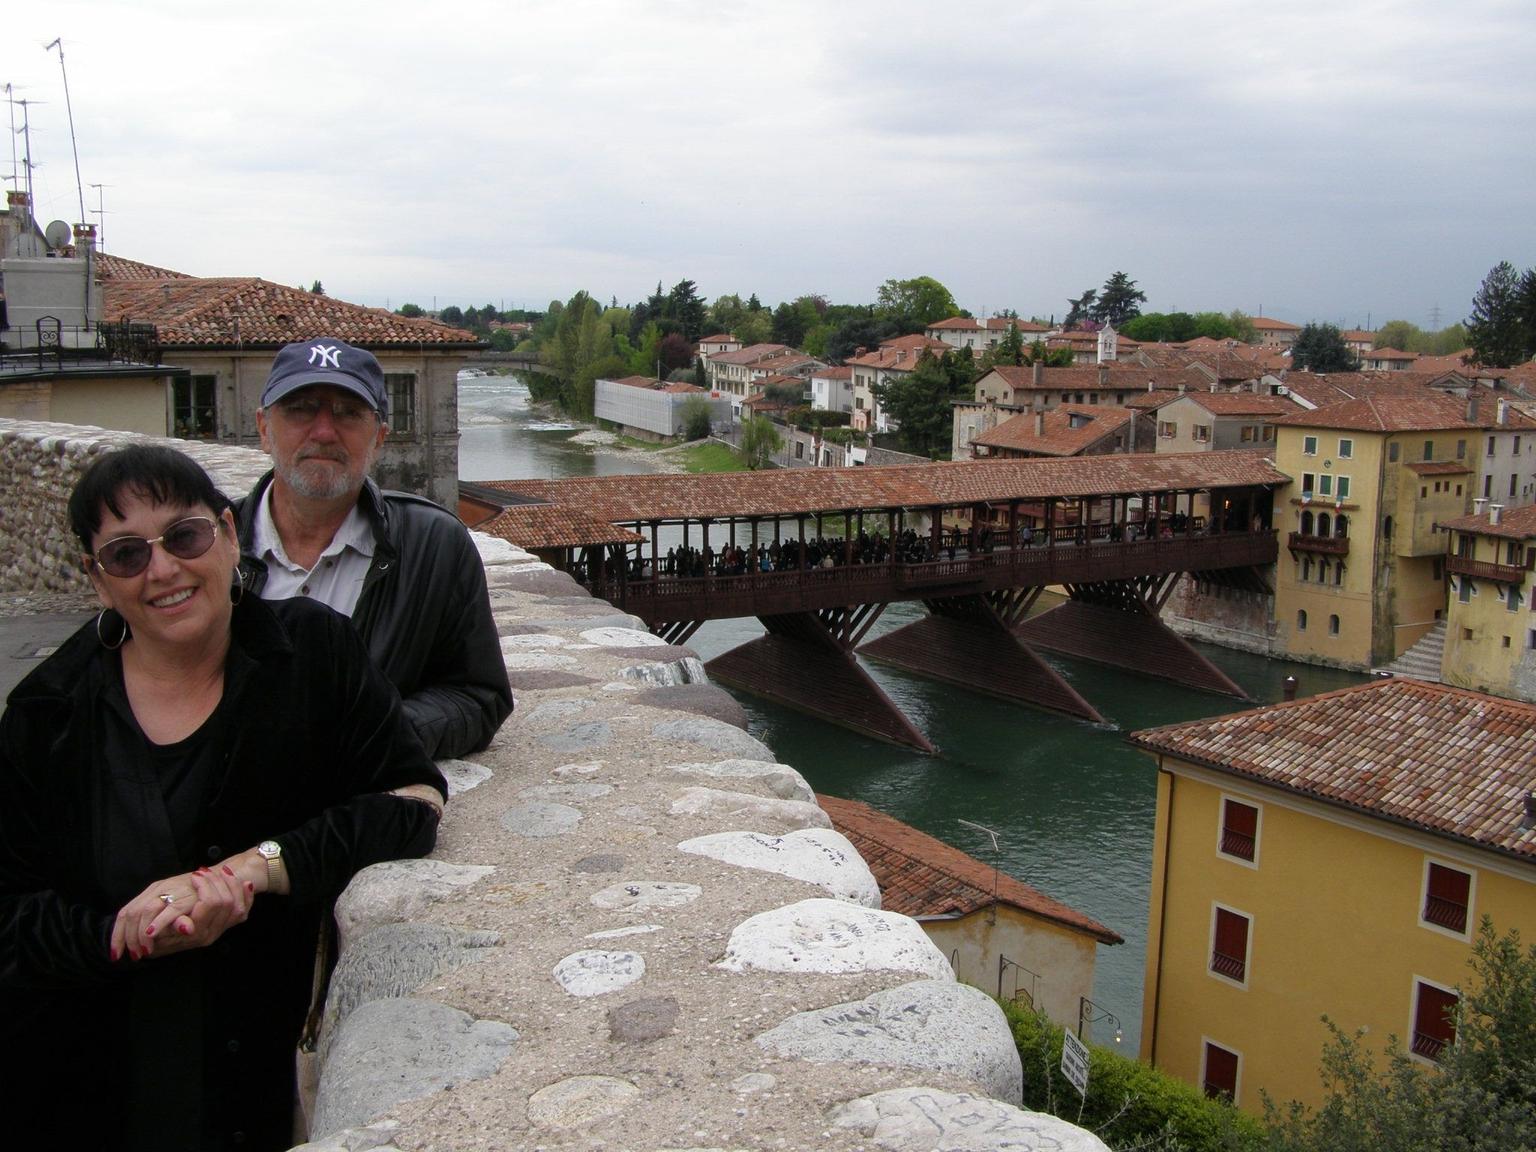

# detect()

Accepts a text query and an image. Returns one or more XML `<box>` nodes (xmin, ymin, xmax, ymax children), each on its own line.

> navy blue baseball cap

<box><xmin>261</xmin><ymin>338</ymin><xmax>388</xmax><ymax>419</ymax></box>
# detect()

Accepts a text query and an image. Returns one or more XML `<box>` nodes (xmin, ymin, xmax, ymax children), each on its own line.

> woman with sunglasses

<box><xmin>0</xmin><ymin>445</ymin><xmax>447</xmax><ymax>1150</ymax></box>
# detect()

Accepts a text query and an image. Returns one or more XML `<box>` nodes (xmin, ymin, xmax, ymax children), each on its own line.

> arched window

<box><xmin>1335</xmin><ymin>563</ymin><xmax>1345</xmax><ymax>586</ymax></box>
<box><xmin>1297</xmin><ymin>609</ymin><xmax>1308</xmax><ymax>631</ymax></box>
<box><xmin>1335</xmin><ymin>514</ymin><xmax>1349</xmax><ymax>538</ymax></box>
<box><xmin>1329</xmin><ymin>614</ymin><xmax>1341</xmax><ymax>635</ymax></box>
<box><xmin>1300</xmin><ymin>510</ymin><xmax>1314</xmax><ymax>535</ymax></box>
<box><xmin>1317</xmin><ymin>512</ymin><xmax>1332</xmax><ymax>537</ymax></box>
<box><xmin>1382</xmin><ymin>515</ymin><xmax>1393</xmax><ymax>540</ymax></box>
<box><xmin>1302</xmin><ymin>557</ymin><xmax>1312</xmax><ymax>581</ymax></box>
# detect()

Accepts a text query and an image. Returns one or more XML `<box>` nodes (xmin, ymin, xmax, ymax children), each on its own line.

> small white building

<box><xmin>594</xmin><ymin>375</ymin><xmax>729</xmax><ymax>441</ymax></box>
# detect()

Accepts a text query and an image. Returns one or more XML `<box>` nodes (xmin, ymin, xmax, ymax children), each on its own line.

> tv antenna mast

<box><xmin>957</xmin><ymin>818</ymin><xmax>1004</xmax><ymax>924</ymax></box>
<box><xmin>88</xmin><ymin>181</ymin><xmax>111</xmax><ymax>249</ymax></box>
<box><xmin>43</xmin><ymin>37</ymin><xmax>87</xmax><ymax>224</ymax></box>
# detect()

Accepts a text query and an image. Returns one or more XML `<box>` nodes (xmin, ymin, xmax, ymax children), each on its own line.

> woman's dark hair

<box><xmin>68</xmin><ymin>445</ymin><xmax>234</xmax><ymax>550</ymax></box>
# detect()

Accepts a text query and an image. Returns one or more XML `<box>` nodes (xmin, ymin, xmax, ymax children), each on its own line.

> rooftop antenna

<box><xmin>87</xmin><ymin>181</ymin><xmax>111</xmax><ymax>249</ymax></box>
<box><xmin>4</xmin><ymin>83</ymin><xmax>19</xmax><ymax>189</ymax></box>
<box><xmin>43</xmin><ymin>38</ymin><xmax>87</xmax><ymax>225</ymax></box>
<box><xmin>16</xmin><ymin>98</ymin><xmax>39</xmax><ymax>204</ymax></box>
<box><xmin>957</xmin><ymin>818</ymin><xmax>1003</xmax><ymax>925</ymax></box>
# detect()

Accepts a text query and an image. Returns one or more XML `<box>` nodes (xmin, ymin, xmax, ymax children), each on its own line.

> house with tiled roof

<box><xmin>1150</xmin><ymin>391</ymin><xmax>1297</xmax><ymax>454</ymax></box>
<box><xmin>1130</xmin><ymin>677</ymin><xmax>1536</xmax><ymax>1112</ymax></box>
<box><xmin>1359</xmin><ymin>346</ymin><xmax>1418</xmax><ymax>371</ymax></box>
<box><xmin>924</xmin><ymin>315</ymin><xmax>1049</xmax><ymax>353</ymax></box>
<box><xmin>1249</xmin><ymin>316</ymin><xmax>1301</xmax><ymax>346</ymax></box>
<box><xmin>970</xmin><ymin>404</ymin><xmax>1147</xmax><ymax>460</ymax></box>
<box><xmin>1439</xmin><ymin>501</ymin><xmax>1536</xmax><ymax>700</ymax></box>
<box><xmin>1265</xmin><ymin>393</ymin><xmax>1482</xmax><ymax>669</ymax></box>
<box><xmin>847</xmin><ymin>335</ymin><xmax>949</xmax><ymax>435</ymax></box>
<box><xmin>818</xmin><ymin>794</ymin><xmax>1121</xmax><ymax>1033</ymax></box>
<box><xmin>1340</xmin><ymin>329</ymin><xmax>1376</xmax><ymax>355</ymax></box>
<box><xmin>94</xmin><ymin>261</ymin><xmax>480</xmax><ymax>506</ymax></box>
<box><xmin>704</xmin><ymin>343</ymin><xmax>823</xmax><ymax>415</ymax></box>
<box><xmin>808</xmin><ymin>364</ymin><xmax>854</xmax><ymax>415</ymax></box>
<box><xmin>696</xmin><ymin>333</ymin><xmax>740</xmax><ymax>358</ymax></box>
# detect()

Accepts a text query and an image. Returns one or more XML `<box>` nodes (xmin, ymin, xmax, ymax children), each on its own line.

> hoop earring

<box><xmin>230</xmin><ymin>571</ymin><xmax>246</xmax><ymax>606</ymax></box>
<box><xmin>96</xmin><ymin>609</ymin><xmax>128</xmax><ymax>650</ymax></box>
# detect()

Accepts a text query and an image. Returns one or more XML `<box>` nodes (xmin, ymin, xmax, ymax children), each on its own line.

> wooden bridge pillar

<box><xmin>858</xmin><ymin>593</ymin><xmax>1104</xmax><ymax>723</ymax></box>
<box><xmin>706</xmin><ymin>607</ymin><xmax>938</xmax><ymax>754</ymax></box>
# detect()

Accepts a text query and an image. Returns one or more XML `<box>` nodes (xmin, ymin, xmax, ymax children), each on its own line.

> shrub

<box><xmin>1005</xmin><ymin>1002</ymin><xmax>1265</xmax><ymax>1152</ymax></box>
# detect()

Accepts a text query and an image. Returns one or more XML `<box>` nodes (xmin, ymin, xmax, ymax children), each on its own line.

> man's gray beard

<box><xmin>279</xmin><ymin>459</ymin><xmax>362</xmax><ymax>501</ymax></box>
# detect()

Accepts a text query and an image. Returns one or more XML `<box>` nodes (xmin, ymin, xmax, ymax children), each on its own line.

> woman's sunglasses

<box><xmin>91</xmin><ymin>516</ymin><xmax>221</xmax><ymax>579</ymax></box>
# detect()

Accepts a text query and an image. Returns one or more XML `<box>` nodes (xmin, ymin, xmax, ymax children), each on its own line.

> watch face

<box><xmin>258</xmin><ymin>839</ymin><xmax>280</xmax><ymax>858</ymax></box>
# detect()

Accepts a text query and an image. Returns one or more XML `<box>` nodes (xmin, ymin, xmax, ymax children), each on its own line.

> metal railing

<box><xmin>1210</xmin><ymin>951</ymin><xmax>1246</xmax><ymax>981</ymax></box>
<box><xmin>1288</xmin><ymin>531</ymin><xmax>1350</xmax><ymax>556</ymax></box>
<box><xmin>1446</xmin><ymin>553</ymin><xmax>1525</xmax><ymax>585</ymax></box>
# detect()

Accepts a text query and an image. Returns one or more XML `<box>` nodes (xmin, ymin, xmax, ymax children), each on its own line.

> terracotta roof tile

<box><xmin>818</xmin><ymin>795</ymin><xmax>1121</xmax><ymax>942</ymax></box>
<box><xmin>1250</xmin><ymin>317</ymin><xmax>1302</xmax><ymax>331</ymax></box>
<box><xmin>812</xmin><ymin>365</ymin><xmax>854</xmax><ymax>380</ymax></box>
<box><xmin>482</xmin><ymin>450</ymin><xmax>1291</xmax><ymax>522</ymax></box>
<box><xmin>1441</xmin><ymin>503</ymin><xmax>1536</xmax><ymax>539</ymax></box>
<box><xmin>1406</xmin><ymin>460</ymin><xmax>1472</xmax><ymax>476</ymax></box>
<box><xmin>475</xmin><ymin>503</ymin><xmax>644</xmax><ymax>549</ymax></box>
<box><xmin>973</xmin><ymin>406</ymin><xmax>1132</xmax><ymax>456</ymax></box>
<box><xmin>708</xmin><ymin>343</ymin><xmax>792</xmax><ymax>367</ymax></box>
<box><xmin>928</xmin><ymin>316</ymin><xmax>1047</xmax><ymax>333</ymax></box>
<box><xmin>1269</xmin><ymin>394</ymin><xmax>1477</xmax><ymax>432</ymax></box>
<box><xmin>1178</xmin><ymin>393</ymin><xmax>1297</xmax><ymax>417</ymax></box>
<box><xmin>1130</xmin><ymin>678</ymin><xmax>1536</xmax><ymax>861</ymax></box>
<box><xmin>101</xmin><ymin>277</ymin><xmax>478</xmax><ymax>347</ymax></box>
<box><xmin>981</xmin><ymin>365</ymin><xmax>1206</xmax><ymax>393</ymax></box>
<box><xmin>94</xmin><ymin>253</ymin><xmax>193</xmax><ymax>280</ymax></box>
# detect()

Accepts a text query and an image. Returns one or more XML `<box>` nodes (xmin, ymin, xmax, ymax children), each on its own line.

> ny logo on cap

<box><xmin>308</xmin><ymin>343</ymin><xmax>342</xmax><ymax>369</ymax></box>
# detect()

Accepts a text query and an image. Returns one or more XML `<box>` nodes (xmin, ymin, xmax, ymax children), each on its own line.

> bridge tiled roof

<box><xmin>1130</xmin><ymin>678</ymin><xmax>1536</xmax><ymax>862</ymax></box>
<box><xmin>101</xmin><ymin>276</ymin><xmax>479</xmax><ymax>348</ymax></box>
<box><xmin>482</xmin><ymin>450</ymin><xmax>1289</xmax><ymax>522</ymax></box>
<box><xmin>474</xmin><ymin>503</ymin><xmax>644</xmax><ymax>549</ymax></box>
<box><xmin>818</xmin><ymin>795</ymin><xmax>1122</xmax><ymax>943</ymax></box>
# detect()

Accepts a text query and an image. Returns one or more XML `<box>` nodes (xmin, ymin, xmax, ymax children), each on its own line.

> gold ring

<box><xmin>158</xmin><ymin>893</ymin><xmax>177</xmax><ymax>905</ymax></box>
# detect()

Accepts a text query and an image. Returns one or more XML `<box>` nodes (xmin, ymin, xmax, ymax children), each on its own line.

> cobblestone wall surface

<box><xmin>0</xmin><ymin>418</ymin><xmax>1104</xmax><ymax>1152</ymax></box>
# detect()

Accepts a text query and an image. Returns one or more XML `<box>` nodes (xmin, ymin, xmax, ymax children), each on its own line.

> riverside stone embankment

<box><xmin>0</xmin><ymin>417</ymin><xmax>1105</xmax><ymax>1152</ymax></box>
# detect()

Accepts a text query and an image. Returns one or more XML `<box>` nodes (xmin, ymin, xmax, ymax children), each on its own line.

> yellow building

<box><xmin>1269</xmin><ymin>396</ymin><xmax>1478</xmax><ymax>668</ymax></box>
<box><xmin>1131</xmin><ymin>678</ymin><xmax>1536</xmax><ymax>1112</ymax></box>
<box><xmin>1441</xmin><ymin>502</ymin><xmax>1536</xmax><ymax>701</ymax></box>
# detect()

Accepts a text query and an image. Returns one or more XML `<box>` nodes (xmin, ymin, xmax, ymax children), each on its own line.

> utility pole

<box><xmin>44</xmin><ymin>38</ymin><xmax>87</xmax><ymax>225</ymax></box>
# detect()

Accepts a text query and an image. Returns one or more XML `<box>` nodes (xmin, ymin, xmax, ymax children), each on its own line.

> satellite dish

<box><xmin>45</xmin><ymin>220</ymin><xmax>73</xmax><ymax>251</ymax></box>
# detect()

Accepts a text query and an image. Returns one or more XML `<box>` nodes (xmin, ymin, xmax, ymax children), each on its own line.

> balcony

<box><xmin>1210</xmin><ymin>950</ymin><xmax>1246</xmax><ymax>982</ymax></box>
<box><xmin>1423</xmin><ymin>895</ymin><xmax>1468</xmax><ymax>934</ymax></box>
<box><xmin>1287</xmin><ymin>531</ymin><xmax>1350</xmax><ymax>556</ymax></box>
<box><xmin>1220</xmin><ymin>828</ymin><xmax>1256</xmax><ymax>861</ymax></box>
<box><xmin>1446</xmin><ymin>553</ymin><xmax>1525</xmax><ymax>585</ymax></box>
<box><xmin>1411</xmin><ymin>1031</ymin><xmax>1448</xmax><ymax>1061</ymax></box>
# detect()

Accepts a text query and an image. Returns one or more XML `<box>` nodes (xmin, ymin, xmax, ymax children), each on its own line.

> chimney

<box><xmin>1468</xmin><ymin>394</ymin><xmax>1481</xmax><ymax>423</ymax></box>
<box><xmin>855</xmin><ymin>346</ymin><xmax>866</xmax><ymax>357</ymax></box>
<box><xmin>1210</xmin><ymin>382</ymin><xmax>1217</xmax><ymax>393</ymax></box>
<box><xmin>1498</xmin><ymin>398</ymin><xmax>1509</xmax><ymax>425</ymax></box>
<box><xmin>1034</xmin><ymin>411</ymin><xmax>1045</xmax><ymax>436</ymax></box>
<box><xmin>1474</xmin><ymin>497</ymin><xmax>1488</xmax><ymax>516</ymax></box>
<box><xmin>72</xmin><ymin>222</ymin><xmax>97</xmax><ymax>254</ymax></box>
<box><xmin>1282</xmin><ymin>676</ymin><xmax>1298</xmax><ymax>701</ymax></box>
<box><xmin>1491</xmin><ymin>503</ymin><xmax>1504</xmax><ymax>525</ymax></box>
<box><xmin>1177</xmin><ymin>382</ymin><xmax>1186</xmax><ymax>394</ymax></box>
<box><xmin>1146</xmin><ymin>380</ymin><xmax>1154</xmax><ymax>392</ymax></box>
<box><xmin>1524</xmin><ymin>792</ymin><xmax>1536</xmax><ymax>827</ymax></box>
<box><xmin>1097</xmin><ymin>364</ymin><xmax>1109</xmax><ymax>387</ymax></box>
<box><xmin>1032</xmin><ymin>361</ymin><xmax>1043</xmax><ymax>386</ymax></box>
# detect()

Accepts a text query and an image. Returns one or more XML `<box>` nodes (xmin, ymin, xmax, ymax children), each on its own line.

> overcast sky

<box><xmin>7</xmin><ymin>1</ymin><xmax>1533</xmax><ymax>329</ymax></box>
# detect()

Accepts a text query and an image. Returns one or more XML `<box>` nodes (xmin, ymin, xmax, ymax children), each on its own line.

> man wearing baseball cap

<box><xmin>234</xmin><ymin>337</ymin><xmax>512</xmax><ymax>759</ymax></box>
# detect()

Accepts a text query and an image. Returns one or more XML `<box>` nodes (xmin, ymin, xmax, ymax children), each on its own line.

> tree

<box><xmin>680</xmin><ymin>396</ymin><xmax>712</xmax><ymax>441</ymax></box>
<box><xmin>825</xmin><ymin>315</ymin><xmax>899</xmax><ymax>363</ymax></box>
<box><xmin>309</xmin><ymin>280</ymin><xmax>325</xmax><ymax>295</ymax></box>
<box><xmin>708</xmin><ymin>293</ymin><xmax>748</xmax><ymax>336</ymax></box>
<box><xmin>1064</xmin><ymin>288</ymin><xmax>1098</xmax><ymax>330</ymax></box>
<box><xmin>397</xmin><ymin>303</ymin><xmax>424</xmax><ymax>318</ymax></box>
<box><xmin>990</xmin><ymin>320</ymin><xmax>1026</xmax><ymax>367</ymax></box>
<box><xmin>734</xmin><ymin>309</ymin><xmax>772</xmax><ymax>346</ymax></box>
<box><xmin>1092</xmin><ymin>271</ymin><xmax>1146</xmax><ymax>327</ymax></box>
<box><xmin>667</xmin><ymin>279</ymin><xmax>708</xmax><ymax>343</ymax></box>
<box><xmin>1374</xmin><ymin>320</ymin><xmax>1421</xmax><ymax>354</ymax></box>
<box><xmin>440</xmin><ymin>305</ymin><xmax>465</xmax><ymax>326</ymax></box>
<box><xmin>658</xmin><ymin>332</ymin><xmax>694</xmax><ymax>374</ymax></box>
<box><xmin>739</xmin><ymin>415</ymin><xmax>782</xmax><ymax>469</ymax></box>
<box><xmin>1265</xmin><ymin>919</ymin><xmax>1536</xmax><ymax>1152</ymax></box>
<box><xmin>875</xmin><ymin>276</ymin><xmax>961</xmax><ymax>334</ymax></box>
<box><xmin>874</xmin><ymin>348</ymin><xmax>976</xmax><ymax>457</ymax></box>
<box><xmin>1290</xmin><ymin>323</ymin><xmax>1358</xmax><ymax>373</ymax></box>
<box><xmin>1466</xmin><ymin>262</ymin><xmax>1534</xmax><ymax>368</ymax></box>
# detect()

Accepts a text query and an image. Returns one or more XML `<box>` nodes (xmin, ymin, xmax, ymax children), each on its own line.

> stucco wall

<box><xmin>0</xmin><ymin>416</ymin><xmax>1105</xmax><ymax>1152</ymax></box>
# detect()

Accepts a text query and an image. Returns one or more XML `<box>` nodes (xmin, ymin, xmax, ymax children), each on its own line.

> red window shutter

<box><xmin>1212</xmin><ymin>909</ymin><xmax>1249</xmax><ymax>981</ymax></box>
<box><xmin>1424</xmin><ymin>864</ymin><xmax>1470</xmax><ymax>933</ymax></box>
<box><xmin>1412</xmin><ymin>983</ymin><xmax>1458</xmax><ymax>1060</ymax></box>
<box><xmin>1203</xmin><ymin>1043</ymin><xmax>1239</xmax><ymax>1100</ymax></box>
<box><xmin>1221</xmin><ymin>800</ymin><xmax>1258</xmax><ymax>861</ymax></box>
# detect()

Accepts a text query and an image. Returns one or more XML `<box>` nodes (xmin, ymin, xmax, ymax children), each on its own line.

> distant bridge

<box><xmin>473</xmin><ymin>451</ymin><xmax>1289</xmax><ymax>751</ymax></box>
<box><xmin>459</xmin><ymin>351</ymin><xmax>562</xmax><ymax>378</ymax></box>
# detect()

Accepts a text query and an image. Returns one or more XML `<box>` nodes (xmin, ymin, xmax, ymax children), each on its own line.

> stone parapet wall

<box><xmin>0</xmin><ymin>418</ymin><xmax>1104</xmax><ymax>1152</ymax></box>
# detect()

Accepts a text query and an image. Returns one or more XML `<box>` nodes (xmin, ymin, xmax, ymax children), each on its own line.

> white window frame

<box><xmin>1303</xmin><ymin>434</ymin><xmax>1319</xmax><ymax>455</ymax></box>
<box><xmin>1208</xmin><ymin>902</ymin><xmax>1253</xmax><ymax>990</ymax></box>
<box><xmin>1408</xmin><ymin>975</ymin><xmax>1460</xmax><ymax>1066</ymax></box>
<box><xmin>1216</xmin><ymin>795</ymin><xmax>1262</xmax><ymax>869</ymax></box>
<box><xmin>1199</xmin><ymin>1037</ymin><xmax>1243</xmax><ymax>1105</ymax></box>
<box><xmin>1338</xmin><ymin>438</ymin><xmax>1353</xmax><ymax>458</ymax></box>
<box><xmin>1418</xmin><ymin>858</ymin><xmax>1475</xmax><ymax>940</ymax></box>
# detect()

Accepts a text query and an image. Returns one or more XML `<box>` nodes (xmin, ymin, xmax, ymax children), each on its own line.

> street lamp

<box><xmin>1078</xmin><ymin>996</ymin><xmax>1123</xmax><ymax>1045</ymax></box>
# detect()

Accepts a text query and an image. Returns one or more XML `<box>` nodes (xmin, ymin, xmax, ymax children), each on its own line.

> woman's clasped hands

<box><xmin>110</xmin><ymin>864</ymin><xmax>254</xmax><ymax>962</ymax></box>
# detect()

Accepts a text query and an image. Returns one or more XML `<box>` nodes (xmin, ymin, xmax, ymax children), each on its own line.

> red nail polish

<box><xmin>177</xmin><ymin>922</ymin><xmax>192</xmax><ymax>936</ymax></box>
<box><xmin>145</xmin><ymin>924</ymin><xmax>155</xmax><ymax>937</ymax></box>
<box><xmin>110</xmin><ymin>945</ymin><xmax>120</xmax><ymax>962</ymax></box>
<box><xmin>244</xmin><ymin>881</ymin><xmax>254</xmax><ymax>893</ymax></box>
<box><xmin>221</xmin><ymin>864</ymin><xmax>235</xmax><ymax>876</ymax></box>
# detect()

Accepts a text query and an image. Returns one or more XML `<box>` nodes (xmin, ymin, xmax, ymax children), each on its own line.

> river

<box><xmin>459</xmin><ymin>372</ymin><xmax>1366</xmax><ymax>1051</ymax></box>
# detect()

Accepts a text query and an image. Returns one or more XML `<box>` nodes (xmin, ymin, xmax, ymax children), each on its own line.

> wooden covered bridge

<box><xmin>469</xmin><ymin>451</ymin><xmax>1289</xmax><ymax>751</ymax></box>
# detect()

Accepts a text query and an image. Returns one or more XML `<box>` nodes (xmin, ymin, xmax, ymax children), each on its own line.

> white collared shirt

<box><xmin>252</xmin><ymin>487</ymin><xmax>375</xmax><ymax>616</ymax></box>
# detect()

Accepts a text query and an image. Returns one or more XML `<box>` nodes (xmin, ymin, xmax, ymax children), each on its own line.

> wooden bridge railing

<box><xmin>611</xmin><ymin>530</ymin><xmax>1278</xmax><ymax>623</ymax></box>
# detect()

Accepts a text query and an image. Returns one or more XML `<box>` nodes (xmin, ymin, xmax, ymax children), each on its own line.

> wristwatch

<box><xmin>256</xmin><ymin>839</ymin><xmax>283</xmax><ymax>889</ymax></box>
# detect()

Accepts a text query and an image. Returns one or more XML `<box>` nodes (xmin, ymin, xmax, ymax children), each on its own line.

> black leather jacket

<box><xmin>235</xmin><ymin>471</ymin><xmax>512</xmax><ymax>760</ymax></box>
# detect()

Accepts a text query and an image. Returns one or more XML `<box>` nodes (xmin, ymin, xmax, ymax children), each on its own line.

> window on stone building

<box><xmin>1485</xmin><ymin>475</ymin><xmax>1493</xmax><ymax>498</ymax></box>
<box><xmin>1303</xmin><ymin>435</ymin><xmax>1318</xmax><ymax>455</ymax></box>
<box><xmin>1424</xmin><ymin>441</ymin><xmax>1434</xmax><ymax>460</ymax></box>
<box><xmin>1210</xmin><ymin>906</ymin><xmax>1251</xmax><ymax>985</ymax></box>
<box><xmin>1383</xmin><ymin>515</ymin><xmax>1393</xmax><ymax>540</ymax></box>
<box><xmin>1389</xmin><ymin>442</ymin><xmax>1401</xmax><ymax>462</ymax></box>
<box><xmin>1296</xmin><ymin>609</ymin><xmax>1307</xmax><ymax>631</ymax></box>
<box><xmin>1412</xmin><ymin>981</ymin><xmax>1458</xmax><ymax>1062</ymax></box>
<box><xmin>1159</xmin><ymin>421</ymin><xmax>1177</xmax><ymax>438</ymax></box>
<box><xmin>1202</xmin><ymin>1042</ymin><xmax>1240</xmax><ymax>1102</ymax></box>
<box><xmin>173</xmin><ymin>374</ymin><xmax>218</xmax><ymax>440</ymax></box>
<box><xmin>1458</xmin><ymin>439</ymin><xmax>1467</xmax><ymax>459</ymax></box>
<box><xmin>1329</xmin><ymin>614</ymin><xmax>1340</xmax><ymax>635</ymax></box>
<box><xmin>385</xmin><ymin>373</ymin><xmax>416</xmax><ymax>435</ymax></box>
<box><xmin>1338</xmin><ymin>438</ymin><xmax>1353</xmax><ymax>458</ymax></box>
